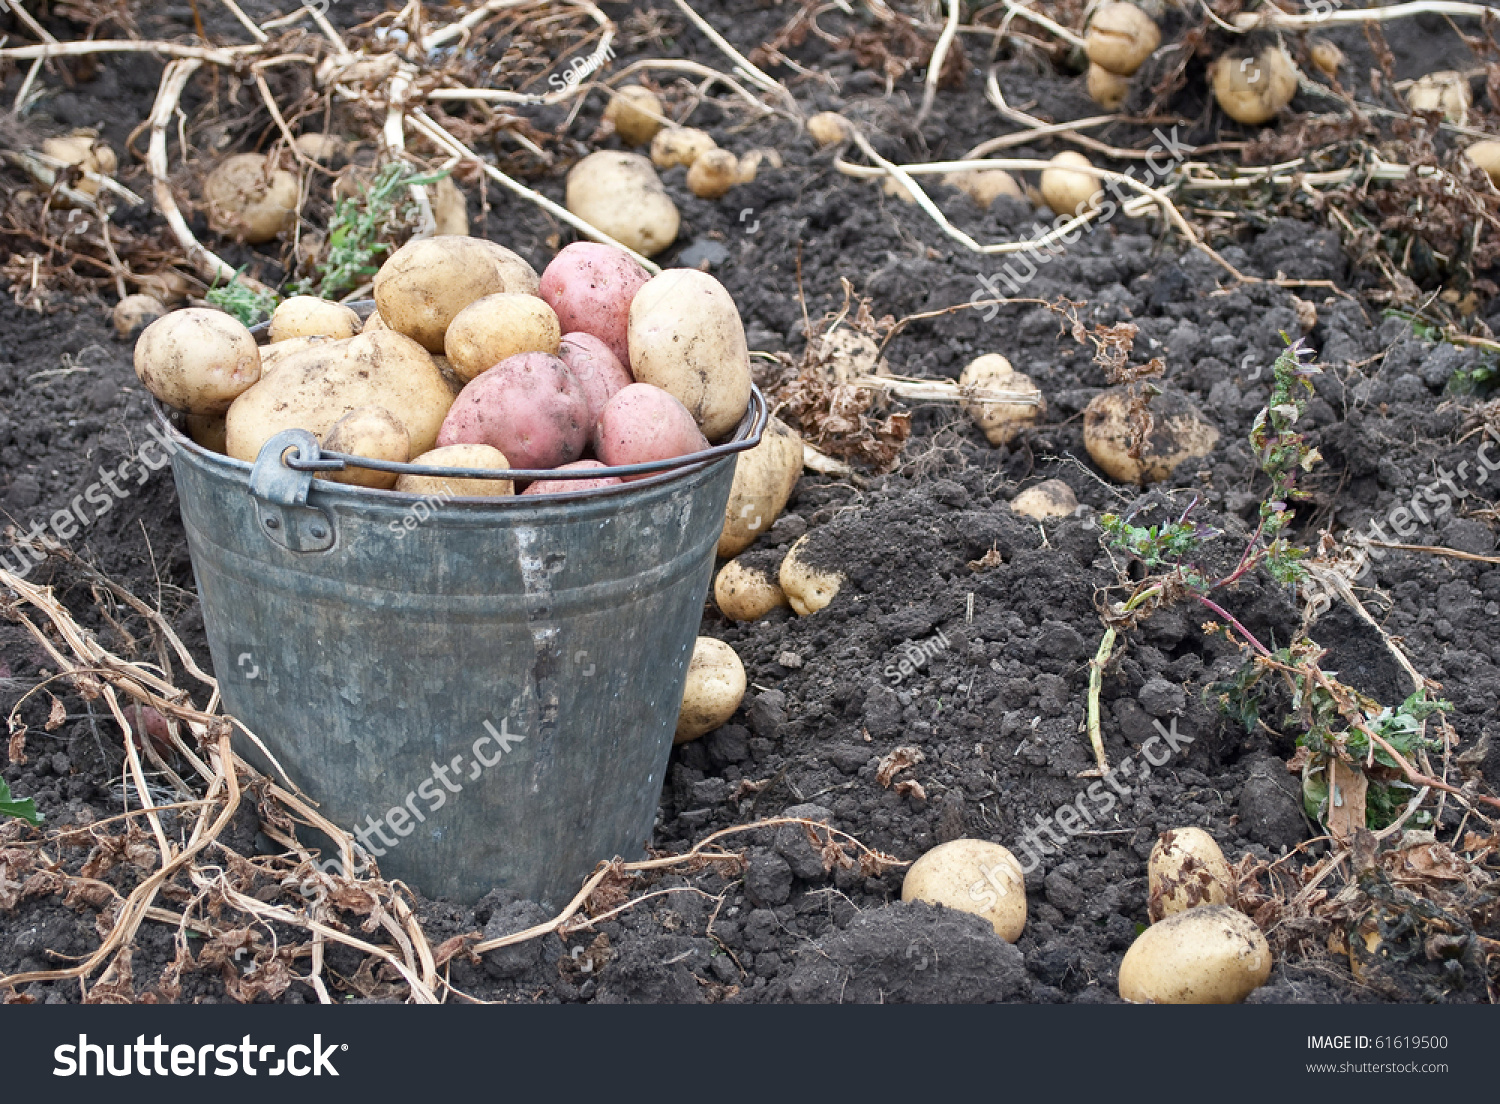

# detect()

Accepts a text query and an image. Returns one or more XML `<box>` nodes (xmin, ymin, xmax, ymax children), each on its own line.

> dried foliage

<box><xmin>766</xmin><ymin>282</ymin><xmax>912</xmax><ymax>470</ymax></box>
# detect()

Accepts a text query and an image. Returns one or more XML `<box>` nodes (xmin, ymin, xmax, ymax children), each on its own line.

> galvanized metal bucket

<box><xmin>159</xmin><ymin>365</ymin><xmax>765</xmax><ymax>905</ymax></box>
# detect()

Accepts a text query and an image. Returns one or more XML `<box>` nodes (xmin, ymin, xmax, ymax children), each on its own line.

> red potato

<box><xmin>558</xmin><ymin>332</ymin><xmax>633</xmax><ymax>426</ymax></box>
<box><xmin>437</xmin><ymin>352</ymin><xmax>589</xmax><ymax>470</ymax></box>
<box><xmin>521</xmin><ymin>459</ymin><xmax>624</xmax><ymax>495</ymax></box>
<box><xmin>538</xmin><ymin>242</ymin><xmax>651</xmax><ymax>368</ymax></box>
<box><xmin>593</xmin><ymin>383</ymin><xmax>709</xmax><ymax>480</ymax></box>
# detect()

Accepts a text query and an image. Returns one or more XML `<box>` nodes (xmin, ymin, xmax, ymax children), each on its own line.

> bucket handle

<box><xmin>249</xmin><ymin>429</ymin><xmax>338</xmax><ymax>552</ymax></box>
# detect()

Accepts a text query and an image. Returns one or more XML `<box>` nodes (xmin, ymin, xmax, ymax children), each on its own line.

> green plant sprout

<box><xmin>0</xmin><ymin>776</ymin><xmax>42</xmax><ymax>826</ymax></box>
<box><xmin>292</xmin><ymin>161</ymin><xmax>449</xmax><ymax>301</ymax></box>
<box><xmin>205</xmin><ymin>267</ymin><xmax>279</xmax><ymax>327</ymax></box>
<box><xmin>1086</xmin><ymin>336</ymin><xmax>1452</xmax><ymax>830</ymax></box>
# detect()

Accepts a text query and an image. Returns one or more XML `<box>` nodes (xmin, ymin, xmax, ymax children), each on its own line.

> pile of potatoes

<box><xmin>1119</xmin><ymin>827</ymin><xmax>1272</xmax><ymax>1003</ymax></box>
<box><xmin>895</xmin><ymin>828</ymin><xmax>1272</xmax><ymax>1003</ymax></box>
<box><xmin>133</xmin><ymin>235</ymin><xmax>757</xmax><ymax>496</ymax></box>
<box><xmin>565</xmin><ymin>87</ymin><xmax>777</xmax><ymax>256</ymax></box>
<box><xmin>1083</xmin><ymin>1</ymin><xmax>1160</xmax><ymax>110</ymax></box>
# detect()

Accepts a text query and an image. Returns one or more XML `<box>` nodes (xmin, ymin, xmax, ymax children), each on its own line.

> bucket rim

<box><xmin>157</xmin><ymin>385</ymin><xmax>766</xmax><ymax>505</ymax></box>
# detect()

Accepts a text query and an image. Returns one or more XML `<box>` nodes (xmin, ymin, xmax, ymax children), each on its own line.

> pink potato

<box><xmin>593</xmin><ymin>383</ymin><xmax>710</xmax><ymax>480</ymax></box>
<box><xmin>539</xmin><ymin>242</ymin><xmax>651</xmax><ymax>369</ymax></box>
<box><xmin>558</xmin><ymin>332</ymin><xmax>633</xmax><ymax>425</ymax></box>
<box><xmin>521</xmin><ymin>459</ymin><xmax>625</xmax><ymax>495</ymax></box>
<box><xmin>437</xmin><ymin>352</ymin><xmax>589</xmax><ymax>470</ymax></box>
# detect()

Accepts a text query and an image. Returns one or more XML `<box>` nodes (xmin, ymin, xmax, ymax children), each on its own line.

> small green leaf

<box><xmin>0</xmin><ymin>777</ymin><xmax>42</xmax><ymax>826</ymax></box>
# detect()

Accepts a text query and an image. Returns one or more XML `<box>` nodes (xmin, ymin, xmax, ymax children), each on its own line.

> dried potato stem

<box><xmin>668</xmin><ymin>0</ymin><xmax>795</xmax><ymax>108</ymax></box>
<box><xmin>217</xmin><ymin>0</ymin><xmax>269</xmax><ymax>43</ymax></box>
<box><xmin>995</xmin><ymin>0</ymin><xmax>1087</xmax><ymax>49</ymax></box>
<box><xmin>144</xmin><ymin>60</ymin><xmax>257</xmax><ymax>290</ymax></box>
<box><xmin>0</xmin><ymin>40</ymin><xmax>256</xmax><ymax>64</ymax></box>
<box><xmin>1231</xmin><ymin>0</ymin><xmax>1497</xmax><ymax>31</ymax></box>
<box><xmin>847</xmin><ymin>374</ymin><xmax>1043</xmax><ymax>406</ymax></box>
<box><xmin>984</xmin><ymin>74</ymin><xmax>1152</xmax><ymax>161</ymax></box>
<box><xmin>1</xmin><ymin>570</ymin><xmax>437</xmax><ymax>1003</ymax></box>
<box><xmin>404</xmin><ymin>107</ymin><xmax>661</xmax><ymax>272</ymax></box>
<box><xmin>917</xmin><ymin>0</ymin><xmax>962</xmax><ymax>127</ymax></box>
<box><xmin>467</xmin><ymin>816</ymin><xmax>904</xmax><ymax>956</ymax></box>
<box><xmin>383</xmin><ymin>68</ymin><xmax>437</xmax><ymax>238</ymax></box>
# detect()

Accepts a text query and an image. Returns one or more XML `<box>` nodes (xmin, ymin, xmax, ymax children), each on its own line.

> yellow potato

<box><xmin>627</xmin><ymin>268</ymin><xmax>751</xmax><ymax>441</ymax></box>
<box><xmin>1010</xmin><ymin>479</ymin><xmax>1078</xmax><ymax>519</ymax></box>
<box><xmin>134</xmin><ymin>308</ymin><xmax>262</xmax><ymax>415</ymax></box>
<box><xmin>806</xmin><ymin>112</ymin><xmax>851</xmax><ymax>147</ymax></box>
<box><xmin>268</xmin><ymin>296</ymin><xmax>361</xmax><ymax>343</ymax></box>
<box><xmin>320</xmin><ymin>407</ymin><xmax>410</xmax><ymax>490</ymax></box>
<box><xmin>1118</xmin><ymin>906</ymin><xmax>1272</xmax><ymax>1004</ymax></box>
<box><xmin>687</xmin><ymin>149</ymin><xmax>741</xmax><ymax>200</ymax></box>
<box><xmin>259</xmin><ymin>335</ymin><xmax>337</xmax><ymax>376</ymax></box>
<box><xmin>779</xmin><ymin>534</ymin><xmax>842</xmax><ymax>616</ymax></box>
<box><xmin>185</xmin><ymin>413</ymin><xmax>228</xmax><ymax>455</ymax></box>
<box><xmin>373</xmin><ymin>235</ymin><xmax>534</xmax><ymax>352</ymax></box>
<box><xmin>1406</xmin><ymin>70</ymin><xmax>1470</xmax><ymax>126</ymax></box>
<box><xmin>959</xmin><ymin>354</ymin><xmax>1044</xmax><ymax>446</ymax></box>
<box><xmin>1467</xmin><ymin>139</ymin><xmax>1500</xmax><ymax>186</ymax></box>
<box><xmin>736</xmin><ymin>149</ymin><xmax>780</xmax><ymax>185</ymax></box>
<box><xmin>1210</xmin><ymin>48</ymin><xmax>1298</xmax><ymax>126</ymax></box>
<box><xmin>1083</xmin><ymin>387</ymin><xmax>1219</xmax><ymax>484</ymax></box>
<box><xmin>431</xmin><ymin>174</ymin><xmax>469</xmax><ymax>236</ymax></box>
<box><xmin>674</xmin><ymin>637</ymin><xmax>746</xmax><ymax>744</ymax></box>
<box><xmin>943</xmin><ymin>169</ymin><xmax>1022</xmax><ymax>207</ymax></box>
<box><xmin>112</xmin><ymin>294</ymin><xmax>166</xmax><ymax>340</ymax></box>
<box><xmin>1148</xmin><ymin>827</ymin><xmax>1235</xmax><ymax>923</ymax></box>
<box><xmin>718</xmin><ymin>416</ymin><xmax>802</xmax><ymax>558</ymax></box>
<box><xmin>473</xmin><ymin>239</ymin><xmax>541</xmax><ymax>297</ymax></box>
<box><xmin>902</xmin><ymin>839</ymin><xmax>1027</xmax><ymax>943</ymax></box>
<box><xmin>1085</xmin><ymin>2</ymin><xmax>1160</xmax><ymax>76</ymax></box>
<box><xmin>1308</xmin><ymin>40</ymin><xmax>1343</xmax><ymax>80</ymax></box>
<box><xmin>41</xmin><ymin>131</ymin><xmax>116</xmax><ymax>201</ymax></box>
<box><xmin>204</xmin><ymin>153</ymin><xmax>299</xmax><ymax>244</ymax></box>
<box><xmin>605</xmin><ymin>85</ymin><xmax>665</xmax><ymax>148</ymax></box>
<box><xmin>1087</xmin><ymin>63</ymin><xmax>1132</xmax><ymax>110</ymax></box>
<box><xmin>361</xmin><ymin>310</ymin><xmax>388</xmax><ymax>333</ymax></box>
<box><xmin>293</xmin><ymin>132</ymin><xmax>343</xmax><ymax>163</ymax></box>
<box><xmin>650</xmin><ymin>126</ymin><xmax>717</xmax><ymax>170</ymax></box>
<box><xmin>566</xmin><ymin>152</ymin><xmax>680</xmax><ymax>258</ymax></box>
<box><xmin>132</xmin><ymin>269</ymin><xmax>193</xmax><ymax>305</ymax></box>
<box><xmin>225</xmin><ymin>329</ymin><xmax>453</xmax><ymax>462</ymax></box>
<box><xmin>714</xmin><ymin>555</ymin><xmax>788</xmax><ymax>622</ymax></box>
<box><xmin>444</xmin><ymin>293</ymin><xmax>562</xmax><ymax>382</ymax></box>
<box><xmin>1039</xmin><ymin>151</ymin><xmax>1102</xmax><ymax>218</ymax></box>
<box><xmin>396</xmin><ymin>443</ymin><xmax>513</xmax><ymax>497</ymax></box>
<box><xmin>881</xmin><ymin>175</ymin><xmax>920</xmax><ymax>204</ymax></box>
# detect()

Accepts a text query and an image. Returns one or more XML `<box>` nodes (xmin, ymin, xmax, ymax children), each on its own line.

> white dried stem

<box><xmin>997</xmin><ymin>0</ymin><xmax>1086</xmax><ymax>48</ymax></box>
<box><xmin>385</xmin><ymin>69</ymin><xmax>437</xmax><ymax>239</ymax></box>
<box><xmin>0</xmin><ymin>40</ymin><xmax>256</xmax><ymax>64</ymax></box>
<box><xmin>1232</xmin><ymin>0</ymin><xmax>1497</xmax><ymax>31</ymax></box>
<box><xmin>218</xmin><ymin>0</ymin><xmax>270</xmax><ymax>43</ymax></box>
<box><xmin>669</xmin><ymin>0</ymin><xmax>796</xmax><ymax>109</ymax></box>
<box><xmin>917</xmin><ymin>0</ymin><xmax>961</xmax><ymax>127</ymax></box>
<box><xmin>144</xmin><ymin>61</ymin><xmax>247</xmax><ymax>289</ymax></box>
<box><xmin>405</xmin><ymin>108</ymin><xmax>660</xmax><ymax>272</ymax></box>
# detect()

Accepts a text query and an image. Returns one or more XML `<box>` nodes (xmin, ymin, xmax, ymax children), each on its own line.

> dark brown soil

<box><xmin>2</xmin><ymin>0</ymin><xmax>1498</xmax><ymax>1005</ymax></box>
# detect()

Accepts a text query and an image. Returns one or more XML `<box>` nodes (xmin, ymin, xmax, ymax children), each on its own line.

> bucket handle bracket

<box><xmin>249</xmin><ymin>430</ymin><xmax>337</xmax><ymax>553</ymax></box>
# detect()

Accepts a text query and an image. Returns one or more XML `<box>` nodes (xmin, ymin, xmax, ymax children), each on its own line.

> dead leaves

<box><xmin>778</xmin><ymin>373</ymin><xmax>911</xmax><ymax>471</ymax></box>
<box><xmin>1323</xmin><ymin>758</ymin><xmax>1369</xmax><ymax>841</ymax></box>
<box><xmin>876</xmin><ymin>746</ymin><xmax>925</xmax><ymax>788</ymax></box>
<box><xmin>770</xmin><ymin>283</ymin><xmax>911</xmax><ymax>471</ymax></box>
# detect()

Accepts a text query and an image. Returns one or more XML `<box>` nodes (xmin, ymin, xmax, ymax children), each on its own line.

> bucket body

<box><xmin>166</xmin><ymin>414</ymin><xmax>746</xmax><ymax>905</ymax></box>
